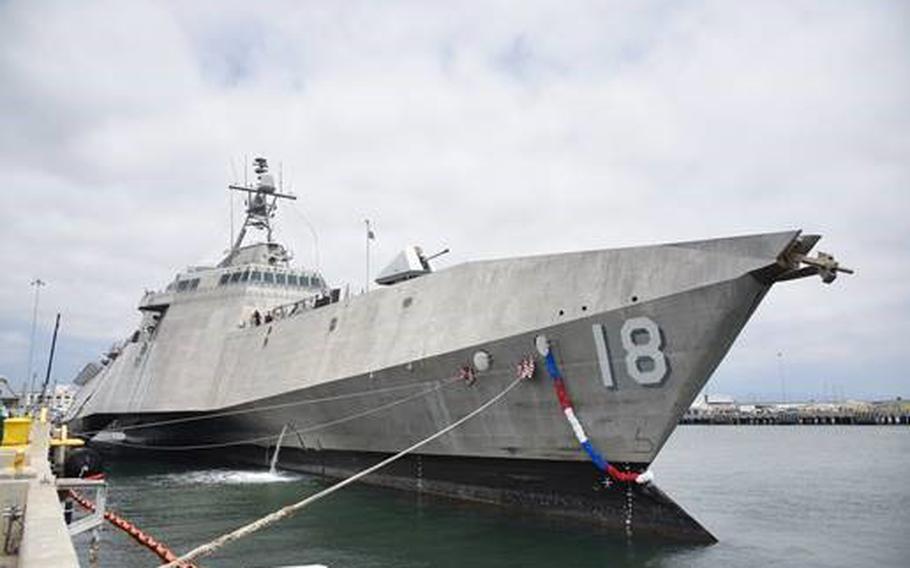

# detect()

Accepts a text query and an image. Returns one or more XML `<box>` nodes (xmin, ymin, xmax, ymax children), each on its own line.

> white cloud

<box><xmin>0</xmin><ymin>0</ymin><xmax>907</xmax><ymax>398</ymax></box>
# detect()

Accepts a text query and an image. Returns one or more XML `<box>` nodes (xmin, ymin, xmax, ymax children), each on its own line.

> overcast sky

<box><xmin>0</xmin><ymin>1</ymin><xmax>907</xmax><ymax>401</ymax></box>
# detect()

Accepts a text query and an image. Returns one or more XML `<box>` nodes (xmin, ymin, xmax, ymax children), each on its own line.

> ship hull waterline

<box><xmin>89</xmin><ymin>442</ymin><xmax>717</xmax><ymax>544</ymax></box>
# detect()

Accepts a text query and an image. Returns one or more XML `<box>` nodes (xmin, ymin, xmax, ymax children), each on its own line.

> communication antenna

<box><xmin>229</xmin><ymin>158</ymin><xmax>240</xmax><ymax>249</ymax></box>
<box><xmin>227</xmin><ymin>157</ymin><xmax>297</xmax><ymax>256</ymax></box>
<box><xmin>282</xmin><ymin>167</ymin><xmax>322</xmax><ymax>271</ymax></box>
<box><xmin>288</xmin><ymin>202</ymin><xmax>322</xmax><ymax>273</ymax></box>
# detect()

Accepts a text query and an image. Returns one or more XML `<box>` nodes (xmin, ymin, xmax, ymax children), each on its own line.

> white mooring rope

<box><xmin>103</xmin><ymin>379</ymin><xmax>456</xmax><ymax>451</ymax></box>
<box><xmin>79</xmin><ymin>377</ymin><xmax>452</xmax><ymax>437</ymax></box>
<box><xmin>160</xmin><ymin>375</ymin><xmax>524</xmax><ymax>567</ymax></box>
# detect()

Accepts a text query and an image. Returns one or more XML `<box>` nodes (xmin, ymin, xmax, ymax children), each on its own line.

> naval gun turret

<box><xmin>375</xmin><ymin>246</ymin><xmax>450</xmax><ymax>285</ymax></box>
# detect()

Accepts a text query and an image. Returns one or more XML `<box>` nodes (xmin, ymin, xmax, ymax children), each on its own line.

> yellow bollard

<box><xmin>1</xmin><ymin>417</ymin><xmax>32</xmax><ymax>446</ymax></box>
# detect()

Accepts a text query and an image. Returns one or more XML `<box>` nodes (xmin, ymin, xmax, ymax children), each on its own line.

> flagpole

<box><xmin>365</xmin><ymin>219</ymin><xmax>371</xmax><ymax>293</ymax></box>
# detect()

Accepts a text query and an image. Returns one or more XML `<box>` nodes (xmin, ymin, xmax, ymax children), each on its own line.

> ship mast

<box><xmin>228</xmin><ymin>157</ymin><xmax>297</xmax><ymax>253</ymax></box>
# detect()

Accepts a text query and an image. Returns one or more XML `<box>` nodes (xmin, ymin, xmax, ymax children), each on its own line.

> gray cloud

<box><xmin>0</xmin><ymin>0</ymin><xmax>907</xmax><ymax>399</ymax></box>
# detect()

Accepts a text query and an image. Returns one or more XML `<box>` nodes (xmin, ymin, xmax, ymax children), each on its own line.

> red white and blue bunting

<box><xmin>540</xmin><ymin>341</ymin><xmax>653</xmax><ymax>485</ymax></box>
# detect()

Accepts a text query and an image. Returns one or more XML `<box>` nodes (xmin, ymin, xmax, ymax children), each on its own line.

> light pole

<box><xmin>25</xmin><ymin>278</ymin><xmax>45</xmax><ymax>401</ymax></box>
<box><xmin>777</xmin><ymin>351</ymin><xmax>786</xmax><ymax>404</ymax></box>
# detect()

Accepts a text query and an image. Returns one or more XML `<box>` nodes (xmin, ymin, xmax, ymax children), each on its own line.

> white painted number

<box><xmin>592</xmin><ymin>317</ymin><xmax>668</xmax><ymax>387</ymax></box>
<box><xmin>620</xmin><ymin>317</ymin><xmax>667</xmax><ymax>385</ymax></box>
<box><xmin>591</xmin><ymin>324</ymin><xmax>615</xmax><ymax>388</ymax></box>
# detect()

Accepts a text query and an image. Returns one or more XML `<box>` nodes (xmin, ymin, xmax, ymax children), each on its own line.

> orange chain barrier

<box><xmin>69</xmin><ymin>489</ymin><xmax>196</xmax><ymax>568</ymax></box>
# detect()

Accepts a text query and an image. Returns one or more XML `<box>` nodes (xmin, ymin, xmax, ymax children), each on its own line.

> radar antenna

<box><xmin>228</xmin><ymin>157</ymin><xmax>297</xmax><ymax>253</ymax></box>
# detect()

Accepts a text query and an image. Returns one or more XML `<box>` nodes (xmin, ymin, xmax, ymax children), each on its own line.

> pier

<box><xmin>0</xmin><ymin>417</ymin><xmax>106</xmax><ymax>568</ymax></box>
<box><xmin>681</xmin><ymin>396</ymin><xmax>910</xmax><ymax>425</ymax></box>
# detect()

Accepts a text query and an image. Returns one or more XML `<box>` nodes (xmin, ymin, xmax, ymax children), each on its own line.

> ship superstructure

<box><xmin>67</xmin><ymin>158</ymin><xmax>851</xmax><ymax>542</ymax></box>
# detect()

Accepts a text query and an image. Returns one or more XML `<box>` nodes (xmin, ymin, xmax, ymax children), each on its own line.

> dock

<box><xmin>0</xmin><ymin>418</ymin><xmax>105</xmax><ymax>568</ymax></box>
<box><xmin>681</xmin><ymin>396</ymin><xmax>910</xmax><ymax>425</ymax></box>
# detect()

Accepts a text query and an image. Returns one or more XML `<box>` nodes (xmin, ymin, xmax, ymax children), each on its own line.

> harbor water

<box><xmin>75</xmin><ymin>426</ymin><xmax>910</xmax><ymax>567</ymax></box>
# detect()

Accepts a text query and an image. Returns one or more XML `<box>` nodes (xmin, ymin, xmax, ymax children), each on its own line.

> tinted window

<box><xmin>251</xmin><ymin>271</ymin><xmax>261</xmax><ymax>282</ymax></box>
<box><xmin>177</xmin><ymin>280</ymin><xmax>188</xmax><ymax>291</ymax></box>
<box><xmin>219</xmin><ymin>274</ymin><xmax>230</xmax><ymax>285</ymax></box>
<box><xmin>240</xmin><ymin>270</ymin><xmax>250</xmax><ymax>282</ymax></box>
<box><xmin>190</xmin><ymin>279</ymin><xmax>200</xmax><ymax>290</ymax></box>
<box><xmin>264</xmin><ymin>272</ymin><xmax>275</xmax><ymax>284</ymax></box>
<box><xmin>276</xmin><ymin>273</ymin><xmax>286</xmax><ymax>285</ymax></box>
<box><xmin>288</xmin><ymin>275</ymin><xmax>298</xmax><ymax>286</ymax></box>
<box><xmin>230</xmin><ymin>271</ymin><xmax>242</xmax><ymax>283</ymax></box>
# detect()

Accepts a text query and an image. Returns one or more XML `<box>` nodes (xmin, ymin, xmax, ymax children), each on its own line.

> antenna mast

<box><xmin>227</xmin><ymin>157</ymin><xmax>297</xmax><ymax>254</ymax></box>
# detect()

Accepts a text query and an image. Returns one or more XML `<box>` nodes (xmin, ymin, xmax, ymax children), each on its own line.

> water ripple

<box><xmin>146</xmin><ymin>468</ymin><xmax>308</xmax><ymax>486</ymax></box>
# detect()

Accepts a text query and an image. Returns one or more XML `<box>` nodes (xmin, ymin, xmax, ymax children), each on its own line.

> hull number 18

<box><xmin>592</xmin><ymin>317</ymin><xmax>668</xmax><ymax>387</ymax></box>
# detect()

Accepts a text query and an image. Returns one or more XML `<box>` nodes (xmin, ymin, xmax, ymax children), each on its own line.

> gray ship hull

<box><xmin>69</xmin><ymin>229</ymin><xmax>841</xmax><ymax>542</ymax></box>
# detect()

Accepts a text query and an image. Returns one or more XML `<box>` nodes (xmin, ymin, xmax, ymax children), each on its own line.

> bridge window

<box><xmin>177</xmin><ymin>280</ymin><xmax>189</xmax><ymax>292</ymax></box>
<box><xmin>288</xmin><ymin>274</ymin><xmax>298</xmax><ymax>286</ymax></box>
<box><xmin>190</xmin><ymin>278</ymin><xmax>200</xmax><ymax>290</ymax></box>
<box><xmin>219</xmin><ymin>274</ymin><xmax>230</xmax><ymax>285</ymax></box>
<box><xmin>264</xmin><ymin>272</ymin><xmax>275</xmax><ymax>284</ymax></box>
<box><xmin>276</xmin><ymin>273</ymin><xmax>286</xmax><ymax>285</ymax></box>
<box><xmin>240</xmin><ymin>270</ymin><xmax>250</xmax><ymax>283</ymax></box>
<box><xmin>230</xmin><ymin>271</ymin><xmax>243</xmax><ymax>283</ymax></box>
<box><xmin>250</xmin><ymin>270</ymin><xmax>261</xmax><ymax>282</ymax></box>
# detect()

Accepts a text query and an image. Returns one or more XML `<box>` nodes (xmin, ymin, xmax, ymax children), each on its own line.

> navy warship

<box><xmin>66</xmin><ymin>158</ymin><xmax>851</xmax><ymax>543</ymax></box>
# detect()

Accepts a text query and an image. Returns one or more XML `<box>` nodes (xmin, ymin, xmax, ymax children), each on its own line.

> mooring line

<box><xmin>102</xmin><ymin>378</ymin><xmax>458</xmax><ymax>451</ymax></box>
<box><xmin>159</xmin><ymin>375</ymin><xmax>526</xmax><ymax>567</ymax></box>
<box><xmin>79</xmin><ymin>377</ymin><xmax>453</xmax><ymax>437</ymax></box>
